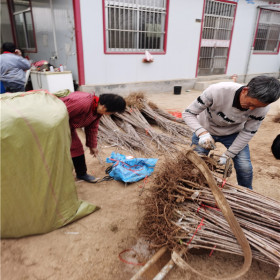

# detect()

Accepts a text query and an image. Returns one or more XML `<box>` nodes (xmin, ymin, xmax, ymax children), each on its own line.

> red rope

<box><xmin>213</xmin><ymin>178</ymin><xmax>228</xmax><ymax>208</ymax></box>
<box><xmin>209</xmin><ymin>245</ymin><xmax>217</xmax><ymax>257</ymax></box>
<box><xmin>221</xmin><ymin>178</ymin><xmax>227</xmax><ymax>188</ymax></box>
<box><xmin>118</xmin><ymin>249</ymin><xmax>145</xmax><ymax>266</ymax></box>
<box><xmin>196</xmin><ymin>203</ymin><xmax>206</xmax><ymax>213</ymax></box>
<box><xmin>186</xmin><ymin>218</ymin><xmax>205</xmax><ymax>246</ymax></box>
<box><xmin>194</xmin><ymin>177</ymin><xmax>227</xmax><ymax>257</ymax></box>
<box><xmin>108</xmin><ymin>158</ymin><xmax>145</xmax><ymax>176</ymax></box>
<box><xmin>138</xmin><ymin>176</ymin><xmax>149</xmax><ymax>188</ymax></box>
<box><xmin>196</xmin><ymin>203</ymin><xmax>221</xmax><ymax>212</ymax></box>
<box><xmin>197</xmin><ymin>203</ymin><xmax>220</xmax><ymax>213</ymax></box>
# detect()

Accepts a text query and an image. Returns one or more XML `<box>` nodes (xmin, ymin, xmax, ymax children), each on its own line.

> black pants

<box><xmin>72</xmin><ymin>154</ymin><xmax>87</xmax><ymax>176</ymax></box>
<box><xmin>3</xmin><ymin>81</ymin><xmax>25</xmax><ymax>93</ymax></box>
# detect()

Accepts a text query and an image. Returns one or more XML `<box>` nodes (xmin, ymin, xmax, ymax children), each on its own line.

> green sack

<box><xmin>52</xmin><ymin>89</ymin><xmax>71</xmax><ymax>98</ymax></box>
<box><xmin>1</xmin><ymin>91</ymin><xmax>99</xmax><ymax>238</ymax></box>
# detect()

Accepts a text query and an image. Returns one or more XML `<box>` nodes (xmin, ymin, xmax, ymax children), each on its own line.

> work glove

<box><xmin>218</xmin><ymin>153</ymin><xmax>229</xmax><ymax>165</ymax></box>
<box><xmin>198</xmin><ymin>133</ymin><xmax>216</xmax><ymax>150</ymax></box>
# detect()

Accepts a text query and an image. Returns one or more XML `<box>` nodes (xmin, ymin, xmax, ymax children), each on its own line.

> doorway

<box><xmin>197</xmin><ymin>0</ymin><xmax>237</xmax><ymax>76</ymax></box>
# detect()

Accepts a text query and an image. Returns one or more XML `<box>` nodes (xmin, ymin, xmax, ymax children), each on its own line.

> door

<box><xmin>197</xmin><ymin>0</ymin><xmax>237</xmax><ymax>76</ymax></box>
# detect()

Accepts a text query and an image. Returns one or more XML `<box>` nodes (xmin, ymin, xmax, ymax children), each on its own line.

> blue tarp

<box><xmin>106</xmin><ymin>152</ymin><xmax>158</xmax><ymax>183</ymax></box>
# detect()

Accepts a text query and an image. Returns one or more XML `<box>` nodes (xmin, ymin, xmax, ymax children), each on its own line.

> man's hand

<box><xmin>89</xmin><ymin>147</ymin><xmax>98</xmax><ymax>157</ymax></box>
<box><xmin>218</xmin><ymin>153</ymin><xmax>229</xmax><ymax>165</ymax></box>
<box><xmin>198</xmin><ymin>132</ymin><xmax>216</xmax><ymax>150</ymax></box>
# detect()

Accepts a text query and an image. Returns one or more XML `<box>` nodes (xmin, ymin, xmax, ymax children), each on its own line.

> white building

<box><xmin>1</xmin><ymin>0</ymin><xmax>280</xmax><ymax>94</ymax></box>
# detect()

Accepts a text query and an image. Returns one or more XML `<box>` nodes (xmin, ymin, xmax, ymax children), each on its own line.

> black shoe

<box><xmin>77</xmin><ymin>174</ymin><xmax>99</xmax><ymax>183</ymax></box>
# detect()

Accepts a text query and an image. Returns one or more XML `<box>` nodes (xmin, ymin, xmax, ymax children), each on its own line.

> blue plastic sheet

<box><xmin>106</xmin><ymin>152</ymin><xmax>158</xmax><ymax>183</ymax></box>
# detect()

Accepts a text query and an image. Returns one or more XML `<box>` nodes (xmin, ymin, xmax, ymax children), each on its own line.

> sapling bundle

<box><xmin>149</xmin><ymin>101</ymin><xmax>186</xmax><ymax>124</ymax></box>
<box><xmin>139</xmin><ymin>150</ymin><xmax>280</xmax><ymax>268</ymax></box>
<box><xmin>115</xmin><ymin>107</ymin><xmax>181</xmax><ymax>155</ymax></box>
<box><xmin>98</xmin><ymin>92</ymin><xmax>192</xmax><ymax>155</ymax></box>
<box><xmin>98</xmin><ymin>115</ymin><xmax>153</xmax><ymax>155</ymax></box>
<box><xmin>126</xmin><ymin>92</ymin><xmax>191</xmax><ymax>138</ymax></box>
<box><xmin>142</xmin><ymin>102</ymin><xmax>191</xmax><ymax>139</ymax></box>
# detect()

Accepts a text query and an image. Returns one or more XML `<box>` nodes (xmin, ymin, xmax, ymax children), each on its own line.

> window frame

<box><xmin>7</xmin><ymin>0</ymin><xmax>37</xmax><ymax>53</ymax></box>
<box><xmin>252</xmin><ymin>8</ymin><xmax>280</xmax><ymax>55</ymax></box>
<box><xmin>102</xmin><ymin>0</ymin><xmax>170</xmax><ymax>54</ymax></box>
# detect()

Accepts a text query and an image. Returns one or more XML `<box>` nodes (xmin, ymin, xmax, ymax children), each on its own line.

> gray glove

<box><xmin>198</xmin><ymin>133</ymin><xmax>216</xmax><ymax>150</ymax></box>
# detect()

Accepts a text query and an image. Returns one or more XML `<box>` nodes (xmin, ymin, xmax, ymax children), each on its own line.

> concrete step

<box><xmin>195</xmin><ymin>74</ymin><xmax>230</xmax><ymax>82</ymax></box>
<box><xmin>194</xmin><ymin>79</ymin><xmax>235</xmax><ymax>91</ymax></box>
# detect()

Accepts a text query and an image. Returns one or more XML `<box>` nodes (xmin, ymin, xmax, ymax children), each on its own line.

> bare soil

<box><xmin>1</xmin><ymin>90</ymin><xmax>280</xmax><ymax>280</ymax></box>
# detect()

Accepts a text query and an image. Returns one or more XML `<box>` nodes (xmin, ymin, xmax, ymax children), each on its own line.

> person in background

<box><xmin>60</xmin><ymin>92</ymin><xmax>126</xmax><ymax>183</ymax></box>
<box><xmin>0</xmin><ymin>42</ymin><xmax>31</xmax><ymax>92</ymax></box>
<box><xmin>182</xmin><ymin>76</ymin><xmax>280</xmax><ymax>190</ymax></box>
<box><xmin>271</xmin><ymin>134</ymin><xmax>280</xmax><ymax>159</ymax></box>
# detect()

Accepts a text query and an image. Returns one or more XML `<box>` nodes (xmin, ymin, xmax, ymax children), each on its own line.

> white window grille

<box><xmin>202</xmin><ymin>0</ymin><xmax>235</xmax><ymax>41</ymax></box>
<box><xmin>104</xmin><ymin>0</ymin><xmax>168</xmax><ymax>53</ymax></box>
<box><xmin>254</xmin><ymin>9</ymin><xmax>280</xmax><ymax>53</ymax></box>
<box><xmin>198</xmin><ymin>0</ymin><xmax>236</xmax><ymax>76</ymax></box>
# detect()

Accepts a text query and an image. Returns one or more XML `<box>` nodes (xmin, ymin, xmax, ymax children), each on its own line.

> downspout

<box><xmin>72</xmin><ymin>0</ymin><xmax>85</xmax><ymax>86</ymax></box>
<box><xmin>49</xmin><ymin>0</ymin><xmax>58</xmax><ymax>60</ymax></box>
<box><xmin>244</xmin><ymin>7</ymin><xmax>260</xmax><ymax>84</ymax></box>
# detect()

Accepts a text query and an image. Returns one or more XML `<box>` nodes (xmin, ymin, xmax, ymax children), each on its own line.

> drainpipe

<box><xmin>50</xmin><ymin>0</ymin><xmax>58</xmax><ymax>61</ymax></box>
<box><xmin>72</xmin><ymin>0</ymin><xmax>85</xmax><ymax>86</ymax></box>
<box><xmin>244</xmin><ymin>7</ymin><xmax>260</xmax><ymax>84</ymax></box>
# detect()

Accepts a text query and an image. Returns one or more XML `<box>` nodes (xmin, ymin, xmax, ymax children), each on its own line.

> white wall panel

<box><xmin>80</xmin><ymin>0</ymin><xmax>204</xmax><ymax>85</ymax></box>
<box><xmin>227</xmin><ymin>0</ymin><xmax>280</xmax><ymax>76</ymax></box>
<box><xmin>248</xmin><ymin>54</ymin><xmax>280</xmax><ymax>74</ymax></box>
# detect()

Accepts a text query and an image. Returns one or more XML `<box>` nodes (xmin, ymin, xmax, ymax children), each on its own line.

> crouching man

<box><xmin>182</xmin><ymin>76</ymin><xmax>280</xmax><ymax>189</ymax></box>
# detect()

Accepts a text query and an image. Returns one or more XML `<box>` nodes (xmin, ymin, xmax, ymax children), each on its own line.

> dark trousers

<box><xmin>192</xmin><ymin>132</ymin><xmax>252</xmax><ymax>189</ymax></box>
<box><xmin>3</xmin><ymin>81</ymin><xmax>25</xmax><ymax>93</ymax></box>
<box><xmin>72</xmin><ymin>154</ymin><xmax>87</xmax><ymax>176</ymax></box>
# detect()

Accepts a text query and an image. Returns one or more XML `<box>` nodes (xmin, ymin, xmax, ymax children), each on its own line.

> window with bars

<box><xmin>104</xmin><ymin>0</ymin><xmax>168</xmax><ymax>53</ymax></box>
<box><xmin>202</xmin><ymin>0</ymin><xmax>235</xmax><ymax>41</ymax></box>
<box><xmin>253</xmin><ymin>9</ymin><xmax>280</xmax><ymax>53</ymax></box>
<box><xmin>8</xmin><ymin>0</ymin><xmax>36</xmax><ymax>51</ymax></box>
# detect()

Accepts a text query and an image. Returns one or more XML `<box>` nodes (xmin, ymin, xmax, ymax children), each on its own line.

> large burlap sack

<box><xmin>1</xmin><ymin>90</ymin><xmax>98</xmax><ymax>238</ymax></box>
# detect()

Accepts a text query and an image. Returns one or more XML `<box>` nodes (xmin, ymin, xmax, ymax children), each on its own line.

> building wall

<box><xmin>226</xmin><ymin>0</ymin><xmax>258</xmax><ymax>77</ymax></box>
<box><xmin>80</xmin><ymin>0</ymin><xmax>279</xmax><ymax>90</ymax></box>
<box><xmin>27</xmin><ymin>0</ymin><xmax>79</xmax><ymax>82</ymax></box>
<box><xmin>80</xmin><ymin>0</ymin><xmax>204</xmax><ymax>86</ymax></box>
<box><xmin>3</xmin><ymin>0</ymin><xmax>277</xmax><ymax>91</ymax></box>
<box><xmin>228</xmin><ymin>0</ymin><xmax>280</xmax><ymax>77</ymax></box>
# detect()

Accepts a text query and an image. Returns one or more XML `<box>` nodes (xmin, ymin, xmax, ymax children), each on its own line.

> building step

<box><xmin>194</xmin><ymin>79</ymin><xmax>236</xmax><ymax>91</ymax></box>
<box><xmin>195</xmin><ymin>74</ymin><xmax>230</xmax><ymax>82</ymax></box>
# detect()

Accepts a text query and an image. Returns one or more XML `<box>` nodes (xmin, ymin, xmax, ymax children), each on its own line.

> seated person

<box><xmin>0</xmin><ymin>42</ymin><xmax>31</xmax><ymax>92</ymax></box>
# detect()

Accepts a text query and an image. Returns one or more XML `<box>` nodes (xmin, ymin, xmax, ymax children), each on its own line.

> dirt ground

<box><xmin>1</xmin><ymin>89</ymin><xmax>280</xmax><ymax>280</ymax></box>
